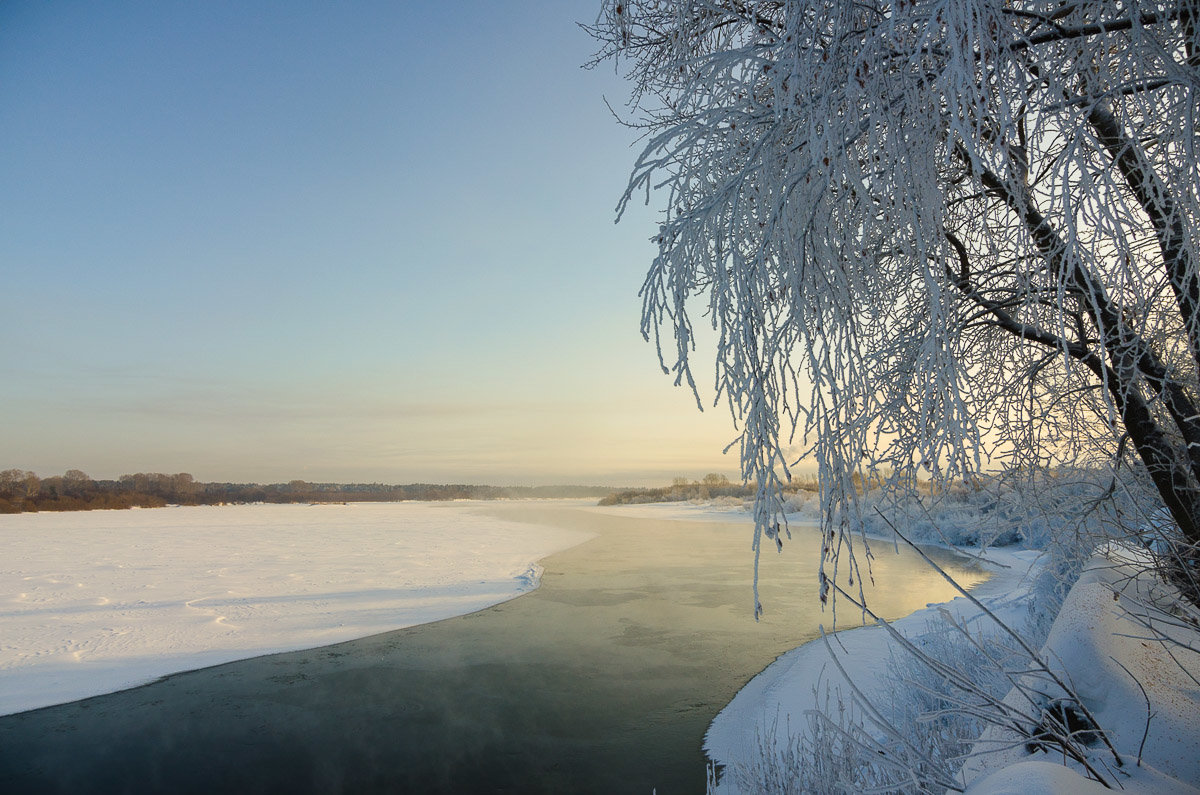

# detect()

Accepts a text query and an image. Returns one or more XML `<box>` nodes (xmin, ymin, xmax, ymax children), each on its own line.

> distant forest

<box><xmin>599</xmin><ymin>473</ymin><xmax>778</xmax><ymax>505</ymax></box>
<box><xmin>0</xmin><ymin>469</ymin><xmax>616</xmax><ymax>514</ymax></box>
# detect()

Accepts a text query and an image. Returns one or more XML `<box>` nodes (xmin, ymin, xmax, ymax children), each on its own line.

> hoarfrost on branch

<box><xmin>589</xmin><ymin>0</ymin><xmax>1200</xmax><ymax>610</ymax></box>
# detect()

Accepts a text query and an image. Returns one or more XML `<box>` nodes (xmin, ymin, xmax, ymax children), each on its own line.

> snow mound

<box><xmin>963</xmin><ymin>549</ymin><xmax>1200</xmax><ymax>793</ymax></box>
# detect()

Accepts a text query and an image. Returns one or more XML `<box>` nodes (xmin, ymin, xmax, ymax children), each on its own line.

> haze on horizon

<box><xmin>0</xmin><ymin>1</ymin><xmax>765</xmax><ymax>488</ymax></box>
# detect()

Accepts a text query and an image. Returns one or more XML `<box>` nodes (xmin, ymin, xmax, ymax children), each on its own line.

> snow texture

<box><xmin>0</xmin><ymin>501</ymin><xmax>592</xmax><ymax>716</ymax></box>
<box><xmin>963</xmin><ymin>550</ymin><xmax>1200</xmax><ymax>794</ymax></box>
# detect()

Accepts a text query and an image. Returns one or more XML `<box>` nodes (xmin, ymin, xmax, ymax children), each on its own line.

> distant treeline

<box><xmin>0</xmin><ymin>469</ymin><xmax>617</xmax><ymax>514</ymax></box>
<box><xmin>600</xmin><ymin>473</ymin><xmax>759</xmax><ymax>505</ymax></box>
<box><xmin>599</xmin><ymin>473</ymin><xmax>825</xmax><ymax>506</ymax></box>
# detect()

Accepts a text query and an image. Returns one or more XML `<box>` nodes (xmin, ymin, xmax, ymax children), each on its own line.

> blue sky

<box><xmin>0</xmin><ymin>1</ymin><xmax>740</xmax><ymax>485</ymax></box>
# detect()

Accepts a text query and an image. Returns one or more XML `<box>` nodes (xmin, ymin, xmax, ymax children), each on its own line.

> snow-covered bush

<box><xmin>729</xmin><ymin>692</ymin><xmax>891</xmax><ymax>793</ymax></box>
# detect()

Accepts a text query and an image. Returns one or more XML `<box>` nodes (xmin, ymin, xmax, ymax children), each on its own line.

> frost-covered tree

<box><xmin>589</xmin><ymin>0</ymin><xmax>1200</xmax><ymax>608</ymax></box>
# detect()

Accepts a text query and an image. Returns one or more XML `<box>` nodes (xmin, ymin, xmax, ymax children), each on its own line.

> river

<box><xmin>0</xmin><ymin>501</ymin><xmax>983</xmax><ymax>794</ymax></box>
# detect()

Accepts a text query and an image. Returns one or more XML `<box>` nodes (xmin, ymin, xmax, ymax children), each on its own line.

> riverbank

<box><xmin>703</xmin><ymin>527</ymin><xmax>1200</xmax><ymax>793</ymax></box>
<box><xmin>704</xmin><ymin>545</ymin><xmax>1043</xmax><ymax>790</ymax></box>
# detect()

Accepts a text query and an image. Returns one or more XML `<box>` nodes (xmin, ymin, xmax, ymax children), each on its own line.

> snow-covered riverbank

<box><xmin>962</xmin><ymin>549</ymin><xmax>1200</xmax><ymax>793</ymax></box>
<box><xmin>704</xmin><ymin>545</ymin><xmax>1044</xmax><ymax>789</ymax></box>
<box><xmin>0</xmin><ymin>501</ymin><xmax>592</xmax><ymax>716</ymax></box>
<box><xmin>693</xmin><ymin>497</ymin><xmax>1200</xmax><ymax>793</ymax></box>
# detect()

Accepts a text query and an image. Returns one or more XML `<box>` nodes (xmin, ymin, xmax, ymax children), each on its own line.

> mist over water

<box><xmin>0</xmin><ymin>502</ymin><xmax>984</xmax><ymax>794</ymax></box>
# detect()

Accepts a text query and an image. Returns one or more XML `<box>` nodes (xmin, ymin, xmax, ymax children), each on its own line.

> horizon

<box><xmin>2</xmin><ymin>465</ymin><xmax>754</xmax><ymax>491</ymax></box>
<box><xmin>0</xmin><ymin>2</ymin><xmax>772</xmax><ymax>487</ymax></box>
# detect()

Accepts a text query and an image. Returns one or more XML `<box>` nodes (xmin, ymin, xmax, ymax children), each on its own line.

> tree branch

<box><xmin>1087</xmin><ymin>102</ymin><xmax>1200</xmax><ymax>377</ymax></box>
<box><xmin>959</xmin><ymin>163</ymin><xmax>1200</xmax><ymax>545</ymax></box>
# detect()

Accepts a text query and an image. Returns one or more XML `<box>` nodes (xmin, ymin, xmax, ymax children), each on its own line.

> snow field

<box><xmin>0</xmin><ymin>501</ymin><xmax>592</xmax><ymax>716</ymax></box>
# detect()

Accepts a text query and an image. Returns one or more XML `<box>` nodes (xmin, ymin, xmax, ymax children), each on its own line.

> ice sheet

<box><xmin>0</xmin><ymin>501</ymin><xmax>592</xmax><ymax>715</ymax></box>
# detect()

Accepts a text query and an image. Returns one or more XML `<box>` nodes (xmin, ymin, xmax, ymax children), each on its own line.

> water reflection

<box><xmin>0</xmin><ymin>503</ymin><xmax>984</xmax><ymax>794</ymax></box>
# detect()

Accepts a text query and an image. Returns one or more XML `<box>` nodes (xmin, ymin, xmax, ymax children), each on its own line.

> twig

<box><xmin>1108</xmin><ymin>656</ymin><xmax>1153</xmax><ymax>767</ymax></box>
<box><xmin>873</xmin><ymin>507</ymin><xmax>1127</xmax><ymax>773</ymax></box>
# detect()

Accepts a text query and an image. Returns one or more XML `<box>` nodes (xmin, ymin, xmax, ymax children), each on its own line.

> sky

<box><xmin>0</xmin><ymin>1</ymin><xmax>746</xmax><ymax>486</ymax></box>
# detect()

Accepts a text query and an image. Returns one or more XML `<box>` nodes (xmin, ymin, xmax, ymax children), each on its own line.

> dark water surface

<box><xmin>0</xmin><ymin>503</ymin><xmax>983</xmax><ymax>794</ymax></box>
